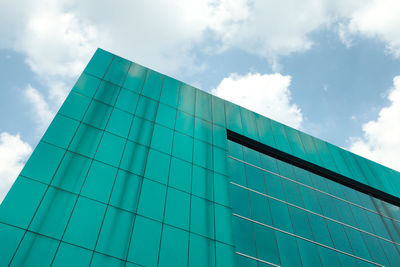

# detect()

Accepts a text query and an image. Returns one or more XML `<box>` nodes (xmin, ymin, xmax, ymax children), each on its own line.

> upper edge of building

<box><xmin>81</xmin><ymin>47</ymin><xmax>400</xmax><ymax>201</ymax></box>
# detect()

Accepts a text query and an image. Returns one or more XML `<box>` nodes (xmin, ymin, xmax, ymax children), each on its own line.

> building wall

<box><xmin>0</xmin><ymin>48</ymin><xmax>399</xmax><ymax>266</ymax></box>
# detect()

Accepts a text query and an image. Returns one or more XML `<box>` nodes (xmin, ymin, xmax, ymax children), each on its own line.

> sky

<box><xmin>1</xmin><ymin>0</ymin><xmax>400</xmax><ymax>202</ymax></box>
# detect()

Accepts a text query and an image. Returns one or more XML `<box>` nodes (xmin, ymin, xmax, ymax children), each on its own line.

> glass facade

<box><xmin>0</xmin><ymin>48</ymin><xmax>399</xmax><ymax>266</ymax></box>
<box><xmin>228</xmin><ymin>140</ymin><xmax>400</xmax><ymax>266</ymax></box>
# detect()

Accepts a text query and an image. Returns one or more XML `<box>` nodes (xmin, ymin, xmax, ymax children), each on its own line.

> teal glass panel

<box><xmin>211</xmin><ymin>96</ymin><xmax>226</xmax><ymax>127</ymax></box>
<box><xmin>83</xmin><ymin>100</ymin><xmax>113</xmax><ymax>130</ymax></box>
<box><xmin>269</xmin><ymin>120</ymin><xmax>292</xmax><ymax>155</ymax></box>
<box><xmin>178</xmin><ymin>84</ymin><xmax>196</xmax><ymax>115</ymax></box>
<box><xmin>227</xmin><ymin>139</ymin><xmax>243</xmax><ymax>160</ymax></box>
<box><xmin>72</xmin><ymin>72</ymin><xmax>101</xmax><ymax>98</ymax></box>
<box><xmin>106</xmin><ymin>108</ymin><xmax>133</xmax><ymax>138</ymax></box>
<box><xmin>307</xmin><ymin>212</ymin><xmax>334</xmax><ymax>246</ymax></box>
<box><xmin>298</xmin><ymin>131</ymin><xmax>322</xmax><ymax>166</ymax></box>
<box><xmin>128</xmin><ymin>116</ymin><xmax>154</xmax><ymax>146</ymax></box>
<box><xmin>63</xmin><ymin>197</ymin><xmax>106</xmax><ymax>250</ymax></box>
<box><xmin>284</xmin><ymin>126</ymin><xmax>307</xmax><ymax>160</ymax></box>
<box><xmin>275</xmin><ymin>231</ymin><xmax>303</xmax><ymax>266</ymax></box>
<box><xmin>244</xmin><ymin>164</ymin><xmax>266</xmax><ymax>193</ymax></box>
<box><xmin>269</xmin><ymin>198</ymin><xmax>293</xmax><ymax>233</ymax></box>
<box><xmin>215</xmin><ymin>242</ymin><xmax>235</xmax><ymax>267</ymax></box>
<box><xmin>325</xmin><ymin>220</ymin><xmax>353</xmax><ymax>254</ymax></box>
<box><xmin>137</xmin><ymin>178</ymin><xmax>166</xmax><ymax>222</ymax></box>
<box><xmin>248</xmin><ymin>191</ymin><xmax>272</xmax><ymax>225</ymax></box>
<box><xmin>191</xmin><ymin>195</ymin><xmax>215</xmax><ymax>239</ymax></box>
<box><xmin>168</xmin><ymin>157</ymin><xmax>192</xmax><ymax>193</ymax></box>
<box><xmin>172</xmin><ymin>131</ymin><xmax>193</xmax><ymax>161</ymax></box>
<box><xmin>123</xmin><ymin>63</ymin><xmax>147</xmax><ymax>93</ymax></box>
<box><xmin>234</xmin><ymin>254</ymin><xmax>258</xmax><ymax>267</ymax></box>
<box><xmin>120</xmin><ymin>141</ymin><xmax>148</xmax><ymax>176</ymax></box>
<box><xmin>159</xmin><ymin>76</ymin><xmax>180</xmax><ymax>107</ymax></box>
<box><xmin>228</xmin><ymin>158</ymin><xmax>246</xmax><ymax>186</ymax></box>
<box><xmin>253</xmin><ymin>223</ymin><xmax>281</xmax><ymax>265</ymax></box>
<box><xmin>94</xmin><ymin>81</ymin><xmax>120</xmax><ymax>106</ymax></box>
<box><xmin>110</xmin><ymin>170</ymin><xmax>142</xmax><ymax>212</ymax></box>
<box><xmin>193</xmin><ymin>139</ymin><xmax>213</xmax><ymax>170</ymax></box>
<box><xmin>232</xmin><ymin>216</ymin><xmax>256</xmax><ymax>256</ymax></box>
<box><xmin>150</xmin><ymin>124</ymin><xmax>173</xmax><ymax>153</ymax></box>
<box><xmin>84</xmin><ymin>48</ymin><xmax>113</xmax><ymax>78</ymax></box>
<box><xmin>51</xmin><ymin>151</ymin><xmax>90</xmax><ymax>194</ymax></box>
<box><xmin>175</xmin><ymin>110</ymin><xmax>194</xmax><ymax>136</ymax></box>
<box><xmin>104</xmin><ymin>56</ymin><xmax>130</xmax><ymax>86</ymax></box>
<box><xmin>230</xmin><ymin>185</ymin><xmax>251</xmax><ymax>218</ymax></box>
<box><xmin>194</xmin><ymin>117</ymin><xmax>213</xmax><ymax>144</ymax></box>
<box><xmin>192</xmin><ymin>165</ymin><xmax>213</xmax><ymax>201</ymax></box>
<box><xmin>325</xmin><ymin>142</ymin><xmax>353</xmax><ymax>178</ymax></box>
<box><xmin>225</xmin><ymin>101</ymin><xmax>243</xmax><ymax>134</ymax></box>
<box><xmin>52</xmin><ymin>242</ymin><xmax>92</xmax><ymax>267</ymax></box>
<box><xmin>10</xmin><ymin>231</ymin><xmax>58</xmax><ymax>267</ymax></box>
<box><xmin>59</xmin><ymin>88</ymin><xmax>90</xmax><ymax>121</ymax></box>
<box><xmin>144</xmin><ymin>149</ymin><xmax>170</xmax><ymax>184</ymax></box>
<box><xmin>158</xmin><ymin>225</ymin><xmax>189</xmax><ymax>267</ymax></box>
<box><xmin>213</xmin><ymin>124</ymin><xmax>227</xmax><ymax>149</ymax></box>
<box><xmin>164</xmin><ymin>187</ymin><xmax>190</xmax><ymax>230</ymax></box>
<box><xmin>42</xmin><ymin>114</ymin><xmax>79</xmax><ymax>149</ymax></box>
<box><xmin>69</xmin><ymin>123</ymin><xmax>103</xmax><ymax>158</ymax></box>
<box><xmin>81</xmin><ymin>160</ymin><xmax>117</xmax><ymax>203</ymax></box>
<box><xmin>128</xmin><ymin>215</ymin><xmax>162</xmax><ymax>267</ymax></box>
<box><xmin>96</xmin><ymin>206</ymin><xmax>135</xmax><ymax>259</ymax></box>
<box><xmin>340</xmin><ymin>150</ymin><xmax>367</xmax><ymax>184</ymax></box>
<box><xmin>135</xmin><ymin>96</ymin><xmax>158</xmax><ymax>121</ymax></box>
<box><xmin>215</xmin><ymin>204</ymin><xmax>233</xmax><ymax>245</ymax></box>
<box><xmin>115</xmin><ymin>88</ymin><xmax>139</xmax><ymax>114</ymax></box>
<box><xmin>316</xmin><ymin>246</ymin><xmax>341</xmax><ymax>267</ymax></box>
<box><xmin>255</xmin><ymin>115</ymin><xmax>276</xmax><ymax>148</ymax></box>
<box><xmin>156</xmin><ymin>103</ymin><xmax>176</xmax><ymax>129</ymax></box>
<box><xmin>296</xmin><ymin>238</ymin><xmax>322</xmax><ymax>266</ymax></box>
<box><xmin>0</xmin><ymin>223</ymin><xmax>24</xmax><ymax>266</ymax></box>
<box><xmin>91</xmin><ymin>253</ymin><xmax>125</xmax><ymax>267</ymax></box>
<box><xmin>240</xmin><ymin>108</ymin><xmax>259</xmax><ymax>141</ymax></box>
<box><xmin>21</xmin><ymin>141</ymin><xmax>64</xmax><ymax>184</ymax></box>
<box><xmin>95</xmin><ymin>132</ymin><xmax>126</xmax><ymax>167</ymax></box>
<box><xmin>214</xmin><ymin>173</ymin><xmax>230</xmax><ymax>206</ymax></box>
<box><xmin>188</xmin><ymin>233</ymin><xmax>215</xmax><ymax>267</ymax></box>
<box><xmin>141</xmin><ymin>70</ymin><xmax>163</xmax><ymax>100</ymax></box>
<box><xmin>195</xmin><ymin>89</ymin><xmax>212</xmax><ymax>122</ymax></box>
<box><xmin>29</xmin><ymin>187</ymin><xmax>77</xmax><ymax>239</ymax></box>
<box><xmin>312</xmin><ymin>138</ymin><xmax>339</xmax><ymax>172</ymax></box>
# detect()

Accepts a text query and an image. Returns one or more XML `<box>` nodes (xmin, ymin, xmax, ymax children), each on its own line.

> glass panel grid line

<box><xmin>51</xmin><ymin>60</ymin><xmax>133</xmax><ymax>265</ymax></box>
<box><xmin>7</xmin><ymin>55</ymin><xmax>118</xmax><ymax>266</ymax></box>
<box><xmin>155</xmin><ymin>81</ymin><xmax>183</xmax><ymax>267</ymax></box>
<box><xmin>88</xmin><ymin>64</ymin><xmax>155</xmax><ymax>265</ymax></box>
<box><xmin>235</xmin><ymin>251</ymin><xmax>281</xmax><ymax>267</ymax></box>
<box><xmin>233</xmin><ymin>213</ymin><xmax>385</xmax><ymax>267</ymax></box>
<box><xmin>231</xmin><ymin>181</ymin><xmax>400</xmax><ymax>247</ymax></box>
<box><xmin>229</xmin><ymin>155</ymin><xmax>400</xmax><ymax>224</ymax></box>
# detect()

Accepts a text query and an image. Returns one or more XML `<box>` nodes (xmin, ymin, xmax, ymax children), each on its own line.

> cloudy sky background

<box><xmin>1</xmin><ymin>0</ymin><xmax>400</xmax><ymax>201</ymax></box>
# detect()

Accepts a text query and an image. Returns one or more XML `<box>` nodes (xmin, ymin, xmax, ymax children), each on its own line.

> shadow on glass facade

<box><xmin>0</xmin><ymin>48</ymin><xmax>399</xmax><ymax>266</ymax></box>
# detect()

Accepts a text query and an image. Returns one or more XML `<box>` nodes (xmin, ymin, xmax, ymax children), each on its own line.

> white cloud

<box><xmin>24</xmin><ymin>85</ymin><xmax>55</xmax><ymax>134</ymax></box>
<box><xmin>0</xmin><ymin>132</ymin><xmax>32</xmax><ymax>203</ymax></box>
<box><xmin>349</xmin><ymin>75</ymin><xmax>400</xmax><ymax>171</ymax></box>
<box><xmin>211</xmin><ymin>72</ymin><xmax>303</xmax><ymax>129</ymax></box>
<box><xmin>343</xmin><ymin>0</ymin><xmax>400</xmax><ymax>57</ymax></box>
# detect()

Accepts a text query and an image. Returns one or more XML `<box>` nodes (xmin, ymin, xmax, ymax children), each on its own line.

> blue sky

<box><xmin>1</xmin><ymin>0</ymin><xmax>400</xmax><ymax>201</ymax></box>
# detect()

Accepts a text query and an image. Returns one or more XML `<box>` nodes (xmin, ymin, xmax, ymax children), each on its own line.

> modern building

<box><xmin>1</xmin><ymin>48</ymin><xmax>400</xmax><ymax>266</ymax></box>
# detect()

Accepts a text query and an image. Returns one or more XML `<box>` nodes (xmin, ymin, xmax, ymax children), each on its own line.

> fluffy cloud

<box><xmin>211</xmin><ymin>72</ymin><xmax>303</xmax><ymax>129</ymax></box>
<box><xmin>349</xmin><ymin>75</ymin><xmax>400</xmax><ymax>171</ymax></box>
<box><xmin>344</xmin><ymin>0</ymin><xmax>400</xmax><ymax>57</ymax></box>
<box><xmin>24</xmin><ymin>85</ymin><xmax>55</xmax><ymax>134</ymax></box>
<box><xmin>0</xmin><ymin>132</ymin><xmax>32</xmax><ymax>203</ymax></box>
